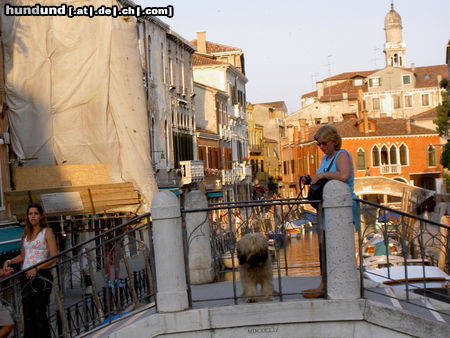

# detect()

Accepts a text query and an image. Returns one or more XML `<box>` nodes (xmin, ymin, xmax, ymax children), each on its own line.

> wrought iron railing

<box><xmin>357</xmin><ymin>198</ymin><xmax>450</xmax><ymax>311</ymax></box>
<box><xmin>182</xmin><ymin>198</ymin><xmax>324</xmax><ymax>305</ymax></box>
<box><xmin>0</xmin><ymin>213</ymin><xmax>155</xmax><ymax>338</ymax></box>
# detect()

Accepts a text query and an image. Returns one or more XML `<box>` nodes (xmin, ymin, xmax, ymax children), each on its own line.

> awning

<box><xmin>207</xmin><ymin>191</ymin><xmax>223</xmax><ymax>198</ymax></box>
<box><xmin>0</xmin><ymin>226</ymin><xmax>23</xmax><ymax>253</ymax></box>
<box><xmin>159</xmin><ymin>187</ymin><xmax>181</xmax><ymax>196</ymax></box>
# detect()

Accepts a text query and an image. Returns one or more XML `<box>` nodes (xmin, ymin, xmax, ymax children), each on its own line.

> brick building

<box><xmin>281</xmin><ymin>117</ymin><xmax>445</xmax><ymax>197</ymax></box>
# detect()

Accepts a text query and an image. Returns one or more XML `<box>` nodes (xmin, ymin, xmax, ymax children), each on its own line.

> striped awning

<box><xmin>0</xmin><ymin>226</ymin><xmax>23</xmax><ymax>253</ymax></box>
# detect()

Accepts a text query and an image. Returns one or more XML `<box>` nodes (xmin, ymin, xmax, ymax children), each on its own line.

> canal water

<box><xmin>219</xmin><ymin>228</ymin><xmax>320</xmax><ymax>281</ymax></box>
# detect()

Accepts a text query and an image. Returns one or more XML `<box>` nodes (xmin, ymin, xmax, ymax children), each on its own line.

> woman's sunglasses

<box><xmin>316</xmin><ymin>141</ymin><xmax>329</xmax><ymax>147</ymax></box>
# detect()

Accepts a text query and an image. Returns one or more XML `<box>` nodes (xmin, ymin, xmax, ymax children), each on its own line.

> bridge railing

<box><xmin>0</xmin><ymin>213</ymin><xmax>155</xmax><ymax>338</ymax></box>
<box><xmin>357</xmin><ymin>198</ymin><xmax>450</xmax><ymax>308</ymax></box>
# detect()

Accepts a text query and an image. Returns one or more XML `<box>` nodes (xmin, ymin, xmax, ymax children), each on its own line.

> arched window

<box><xmin>393</xmin><ymin>53</ymin><xmax>399</xmax><ymax>66</ymax></box>
<box><xmin>356</xmin><ymin>148</ymin><xmax>366</xmax><ymax>170</ymax></box>
<box><xmin>399</xmin><ymin>144</ymin><xmax>408</xmax><ymax>165</ymax></box>
<box><xmin>427</xmin><ymin>145</ymin><xmax>436</xmax><ymax>167</ymax></box>
<box><xmin>389</xmin><ymin>145</ymin><xmax>398</xmax><ymax>164</ymax></box>
<box><xmin>381</xmin><ymin>146</ymin><xmax>389</xmax><ymax>165</ymax></box>
<box><xmin>372</xmin><ymin>145</ymin><xmax>380</xmax><ymax>167</ymax></box>
<box><xmin>147</xmin><ymin>36</ymin><xmax>152</xmax><ymax>78</ymax></box>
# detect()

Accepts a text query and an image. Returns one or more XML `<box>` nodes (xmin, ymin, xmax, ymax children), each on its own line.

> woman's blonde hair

<box><xmin>314</xmin><ymin>125</ymin><xmax>342</xmax><ymax>150</ymax></box>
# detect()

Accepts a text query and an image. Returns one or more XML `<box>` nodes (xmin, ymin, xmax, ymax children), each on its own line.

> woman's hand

<box><xmin>310</xmin><ymin>173</ymin><xmax>325</xmax><ymax>185</ymax></box>
<box><xmin>26</xmin><ymin>267</ymin><xmax>38</xmax><ymax>279</ymax></box>
<box><xmin>2</xmin><ymin>260</ymin><xmax>10</xmax><ymax>271</ymax></box>
<box><xmin>0</xmin><ymin>266</ymin><xmax>13</xmax><ymax>277</ymax></box>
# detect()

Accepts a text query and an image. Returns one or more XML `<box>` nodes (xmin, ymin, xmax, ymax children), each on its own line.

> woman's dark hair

<box><xmin>23</xmin><ymin>202</ymin><xmax>49</xmax><ymax>240</ymax></box>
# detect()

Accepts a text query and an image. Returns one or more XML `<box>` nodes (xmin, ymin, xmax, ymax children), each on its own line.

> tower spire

<box><xmin>383</xmin><ymin>3</ymin><xmax>406</xmax><ymax>67</ymax></box>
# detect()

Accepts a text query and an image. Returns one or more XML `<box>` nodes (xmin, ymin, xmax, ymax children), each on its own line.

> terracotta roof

<box><xmin>264</xmin><ymin>137</ymin><xmax>278</xmax><ymax>143</ymax></box>
<box><xmin>305</xmin><ymin>117</ymin><xmax>437</xmax><ymax>141</ymax></box>
<box><xmin>190</xmin><ymin>39</ymin><xmax>241</xmax><ymax>53</ymax></box>
<box><xmin>301</xmin><ymin>90</ymin><xmax>318</xmax><ymax>99</ymax></box>
<box><xmin>254</xmin><ymin>101</ymin><xmax>287</xmax><ymax>109</ymax></box>
<box><xmin>192</xmin><ymin>54</ymin><xmax>226</xmax><ymax>67</ymax></box>
<box><xmin>322</xmin><ymin>70</ymin><xmax>377</xmax><ymax>82</ymax></box>
<box><xmin>407</xmin><ymin>65</ymin><xmax>448</xmax><ymax>88</ymax></box>
<box><xmin>410</xmin><ymin>107</ymin><xmax>437</xmax><ymax>120</ymax></box>
<box><xmin>319</xmin><ymin>79</ymin><xmax>367</xmax><ymax>102</ymax></box>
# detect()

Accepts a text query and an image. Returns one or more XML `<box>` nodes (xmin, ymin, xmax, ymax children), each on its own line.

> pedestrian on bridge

<box><xmin>3</xmin><ymin>203</ymin><xmax>58</xmax><ymax>338</ymax></box>
<box><xmin>301</xmin><ymin>125</ymin><xmax>356</xmax><ymax>298</ymax></box>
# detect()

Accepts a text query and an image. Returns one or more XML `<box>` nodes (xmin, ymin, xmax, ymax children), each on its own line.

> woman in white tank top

<box><xmin>2</xmin><ymin>203</ymin><xmax>58</xmax><ymax>338</ymax></box>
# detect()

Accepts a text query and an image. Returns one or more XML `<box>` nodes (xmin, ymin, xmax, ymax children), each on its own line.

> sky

<box><xmin>134</xmin><ymin>0</ymin><xmax>450</xmax><ymax>113</ymax></box>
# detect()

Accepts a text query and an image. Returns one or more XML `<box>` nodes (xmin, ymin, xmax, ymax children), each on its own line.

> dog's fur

<box><xmin>237</xmin><ymin>233</ymin><xmax>274</xmax><ymax>302</ymax></box>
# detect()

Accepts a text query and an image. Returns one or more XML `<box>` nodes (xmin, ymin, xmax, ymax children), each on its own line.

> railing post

<box><xmin>151</xmin><ymin>191</ymin><xmax>189</xmax><ymax>312</ymax></box>
<box><xmin>184</xmin><ymin>191</ymin><xmax>214</xmax><ymax>284</ymax></box>
<box><xmin>323</xmin><ymin>180</ymin><xmax>359</xmax><ymax>299</ymax></box>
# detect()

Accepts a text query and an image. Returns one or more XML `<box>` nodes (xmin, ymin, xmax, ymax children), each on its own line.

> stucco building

<box><xmin>291</xmin><ymin>4</ymin><xmax>447</xmax><ymax>126</ymax></box>
<box><xmin>136</xmin><ymin>14</ymin><xmax>198</xmax><ymax>195</ymax></box>
<box><xmin>190</xmin><ymin>33</ymin><xmax>251</xmax><ymax>202</ymax></box>
<box><xmin>281</xmin><ymin>117</ymin><xmax>445</xmax><ymax>197</ymax></box>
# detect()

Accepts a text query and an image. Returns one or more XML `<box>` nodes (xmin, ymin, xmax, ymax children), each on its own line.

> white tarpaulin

<box><xmin>1</xmin><ymin>0</ymin><xmax>158</xmax><ymax>208</ymax></box>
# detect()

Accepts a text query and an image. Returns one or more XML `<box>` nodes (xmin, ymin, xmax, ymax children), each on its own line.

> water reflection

<box><xmin>218</xmin><ymin>230</ymin><xmax>320</xmax><ymax>281</ymax></box>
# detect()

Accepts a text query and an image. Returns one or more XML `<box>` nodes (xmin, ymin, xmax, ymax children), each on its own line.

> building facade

<box><xmin>292</xmin><ymin>4</ymin><xmax>447</xmax><ymax>127</ymax></box>
<box><xmin>281</xmin><ymin>117</ymin><xmax>445</xmax><ymax>197</ymax></box>
<box><xmin>191</xmin><ymin>33</ymin><xmax>251</xmax><ymax>201</ymax></box>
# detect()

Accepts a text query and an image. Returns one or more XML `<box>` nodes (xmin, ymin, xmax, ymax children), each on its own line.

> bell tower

<box><xmin>383</xmin><ymin>2</ymin><xmax>406</xmax><ymax>67</ymax></box>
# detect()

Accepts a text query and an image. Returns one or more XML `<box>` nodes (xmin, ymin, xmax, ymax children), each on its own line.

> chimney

<box><xmin>363</xmin><ymin>112</ymin><xmax>369</xmax><ymax>134</ymax></box>
<box><xmin>287</xmin><ymin>125</ymin><xmax>294</xmax><ymax>143</ymax></box>
<box><xmin>406</xmin><ymin>119</ymin><xmax>411</xmax><ymax>134</ymax></box>
<box><xmin>299</xmin><ymin>119</ymin><xmax>308</xmax><ymax>142</ymax></box>
<box><xmin>196</xmin><ymin>32</ymin><xmax>207</xmax><ymax>53</ymax></box>
<box><xmin>317</xmin><ymin>82</ymin><xmax>324</xmax><ymax>98</ymax></box>
<box><xmin>437</xmin><ymin>74</ymin><xmax>442</xmax><ymax>85</ymax></box>
<box><xmin>327</xmin><ymin>116</ymin><xmax>334</xmax><ymax>124</ymax></box>
<box><xmin>410</xmin><ymin>63</ymin><xmax>415</xmax><ymax>72</ymax></box>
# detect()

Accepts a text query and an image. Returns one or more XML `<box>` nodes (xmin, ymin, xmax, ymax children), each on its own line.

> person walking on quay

<box><xmin>0</xmin><ymin>266</ymin><xmax>14</xmax><ymax>338</ymax></box>
<box><xmin>301</xmin><ymin>125</ymin><xmax>357</xmax><ymax>298</ymax></box>
<box><xmin>3</xmin><ymin>203</ymin><xmax>58</xmax><ymax>338</ymax></box>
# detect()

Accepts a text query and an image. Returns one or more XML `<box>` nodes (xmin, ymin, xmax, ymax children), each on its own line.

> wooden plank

<box><xmin>93</xmin><ymin>199</ymin><xmax>140</xmax><ymax>208</ymax></box>
<box><xmin>5</xmin><ymin>182</ymin><xmax>141</xmax><ymax>218</ymax></box>
<box><xmin>14</xmin><ymin>164</ymin><xmax>112</xmax><ymax>190</ymax></box>
<box><xmin>5</xmin><ymin>182</ymin><xmax>134</xmax><ymax>198</ymax></box>
<box><xmin>91</xmin><ymin>192</ymin><xmax>138</xmax><ymax>202</ymax></box>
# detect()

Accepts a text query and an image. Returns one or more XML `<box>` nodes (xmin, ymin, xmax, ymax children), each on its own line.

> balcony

<box><xmin>232</xmin><ymin>104</ymin><xmax>245</xmax><ymax>119</ymax></box>
<box><xmin>250</xmin><ymin>144</ymin><xmax>263</xmax><ymax>153</ymax></box>
<box><xmin>180</xmin><ymin>160</ymin><xmax>204</xmax><ymax>185</ymax></box>
<box><xmin>380</xmin><ymin>164</ymin><xmax>401</xmax><ymax>175</ymax></box>
<box><xmin>221</xmin><ymin>169</ymin><xmax>233</xmax><ymax>185</ymax></box>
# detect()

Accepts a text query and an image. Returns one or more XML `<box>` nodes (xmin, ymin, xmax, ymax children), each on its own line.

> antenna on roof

<box><xmin>371</xmin><ymin>46</ymin><xmax>381</xmax><ymax>69</ymax></box>
<box><xmin>311</xmin><ymin>72</ymin><xmax>319</xmax><ymax>90</ymax></box>
<box><xmin>324</xmin><ymin>55</ymin><xmax>333</xmax><ymax>76</ymax></box>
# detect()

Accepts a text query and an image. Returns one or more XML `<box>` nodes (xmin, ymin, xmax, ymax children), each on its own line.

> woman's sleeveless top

<box><xmin>317</xmin><ymin>149</ymin><xmax>355</xmax><ymax>195</ymax></box>
<box><xmin>23</xmin><ymin>228</ymin><xmax>49</xmax><ymax>269</ymax></box>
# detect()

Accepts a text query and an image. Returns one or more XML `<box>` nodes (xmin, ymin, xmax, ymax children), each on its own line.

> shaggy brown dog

<box><xmin>237</xmin><ymin>233</ymin><xmax>274</xmax><ymax>302</ymax></box>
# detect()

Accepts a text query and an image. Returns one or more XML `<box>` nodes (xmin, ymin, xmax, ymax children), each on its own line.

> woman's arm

<box><xmin>2</xmin><ymin>249</ymin><xmax>24</xmax><ymax>270</ymax></box>
<box><xmin>40</xmin><ymin>228</ymin><xmax>58</xmax><ymax>269</ymax></box>
<box><xmin>323</xmin><ymin>151</ymin><xmax>352</xmax><ymax>182</ymax></box>
<box><xmin>312</xmin><ymin>151</ymin><xmax>352</xmax><ymax>184</ymax></box>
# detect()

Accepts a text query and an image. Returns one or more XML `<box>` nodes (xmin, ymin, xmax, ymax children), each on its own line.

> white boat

<box><xmin>364</xmin><ymin>255</ymin><xmax>450</xmax><ymax>290</ymax></box>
